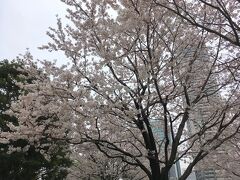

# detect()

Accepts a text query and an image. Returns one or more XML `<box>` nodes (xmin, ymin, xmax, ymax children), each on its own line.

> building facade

<box><xmin>180</xmin><ymin>45</ymin><xmax>232</xmax><ymax>180</ymax></box>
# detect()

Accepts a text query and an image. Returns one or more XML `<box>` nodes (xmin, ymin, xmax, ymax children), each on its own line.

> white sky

<box><xmin>0</xmin><ymin>0</ymin><xmax>67</xmax><ymax>63</ymax></box>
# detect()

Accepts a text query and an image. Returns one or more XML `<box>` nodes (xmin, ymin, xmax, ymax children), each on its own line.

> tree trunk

<box><xmin>159</xmin><ymin>167</ymin><xmax>169</xmax><ymax>180</ymax></box>
<box><xmin>150</xmin><ymin>159</ymin><xmax>162</xmax><ymax>180</ymax></box>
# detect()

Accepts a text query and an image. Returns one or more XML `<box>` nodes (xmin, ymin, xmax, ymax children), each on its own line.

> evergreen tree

<box><xmin>0</xmin><ymin>60</ymin><xmax>71</xmax><ymax>180</ymax></box>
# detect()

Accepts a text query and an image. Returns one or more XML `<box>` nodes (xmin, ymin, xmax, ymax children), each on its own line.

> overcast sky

<box><xmin>0</xmin><ymin>0</ymin><xmax>67</xmax><ymax>63</ymax></box>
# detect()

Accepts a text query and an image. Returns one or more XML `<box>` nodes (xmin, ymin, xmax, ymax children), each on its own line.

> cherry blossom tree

<box><xmin>154</xmin><ymin>0</ymin><xmax>240</xmax><ymax>43</ymax></box>
<box><xmin>214</xmin><ymin>136</ymin><xmax>240</xmax><ymax>179</ymax></box>
<box><xmin>153</xmin><ymin>0</ymin><xmax>240</xmax><ymax>81</ymax></box>
<box><xmin>200</xmin><ymin>129</ymin><xmax>240</xmax><ymax>179</ymax></box>
<box><xmin>67</xmin><ymin>143</ymin><xmax>144</xmax><ymax>180</ymax></box>
<box><xmin>1</xmin><ymin>0</ymin><xmax>240</xmax><ymax>180</ymax></box>
<box><xmin>153</xmin><ymin>0</ymin><xmax>240</xmax><ymax>178</ymax></box>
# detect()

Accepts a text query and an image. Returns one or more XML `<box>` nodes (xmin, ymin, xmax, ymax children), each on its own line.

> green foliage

<box><xmin>0</xmin><ymin>60</ymin><xmax>71</xmax><ymax>180</ymax></box>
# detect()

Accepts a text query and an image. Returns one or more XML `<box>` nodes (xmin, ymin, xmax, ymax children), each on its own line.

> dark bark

<box><xmin>159</xmin><ymin>166</ymin><xmax>170</xmax><ymax>180</ymax></box>
<box><xmin>150</xmin><ymin>160</ymin><xmax>161</xmax><ymax>180</ymax></box>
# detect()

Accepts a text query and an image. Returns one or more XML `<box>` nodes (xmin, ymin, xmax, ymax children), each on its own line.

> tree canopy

<box><xmin>1</xmin><ymin>0</ymin><xmax>240</xmax><ymax>180</ymax></box>
<box><xmin>0</xmin><ymin>60</ymin><xmax>71</xmax><ymax>180</ymax></box>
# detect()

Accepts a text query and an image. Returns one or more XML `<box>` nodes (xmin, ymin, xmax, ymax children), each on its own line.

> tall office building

<box><xmin>180</xmin><ymin>45</ymin><xmax>231</xmax><ymax>180</ymax></box>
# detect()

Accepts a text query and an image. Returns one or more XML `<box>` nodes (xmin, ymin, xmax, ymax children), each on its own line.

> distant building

<box><xmin>180</xmin><ymin>46</ymin><xmax>231</xmax><ymax>180</ymax></box>
<box><xmin>195</xmin><ymin>169</ymin><xmax>217</xmax><ymax>180</ymax></box>
<box><xmin>187</xmin><ymin>171</ymin><xmax>197</xmax><ymax>180</ymax></box>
